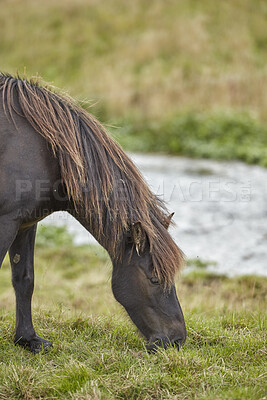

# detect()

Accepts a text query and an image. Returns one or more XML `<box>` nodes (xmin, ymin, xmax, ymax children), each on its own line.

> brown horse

<box><xmin>0</xmin><ymin>73</ymin><xmax>186</xmax><ymax>352</ymax></box>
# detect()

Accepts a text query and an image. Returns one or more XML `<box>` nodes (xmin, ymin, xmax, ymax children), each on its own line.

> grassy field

<box><xmin>1</xmin><ymin>0</ymin><xmax>267</xmax><ymax>120</ymax></box>
<box><xmin>0</xmin><ymin>226</ymin><xmax>266</xmax><ymax>399</ymax></box>
<box><xmin>1</xmin><ymin>0</ymin><xmax>267</xmax><ymax>165</ymax></box>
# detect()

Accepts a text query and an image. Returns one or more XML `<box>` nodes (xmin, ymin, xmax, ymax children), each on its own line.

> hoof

<box><xmin>15</xmin><ymin>334</ymin><xmax>52</xmax><ymax>353</ymax></box>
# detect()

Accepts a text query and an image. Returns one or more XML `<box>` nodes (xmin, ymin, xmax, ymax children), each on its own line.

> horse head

<box><xmin>112</xmin><ymin>217</ymin><xmax>187</xmax><ymax>351</ymax></box>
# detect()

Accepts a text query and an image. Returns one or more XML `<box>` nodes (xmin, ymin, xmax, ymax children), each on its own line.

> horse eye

<box><xmin>150</xmin><ymin>277</ymin><xmax>160</xmax><ymax>285</ymax></box>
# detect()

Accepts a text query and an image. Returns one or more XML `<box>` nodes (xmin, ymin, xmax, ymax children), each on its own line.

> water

<box><xmin>42</xmin><ymin>154</ymin><xmax>267</xmax><ymax>277</ymax></box>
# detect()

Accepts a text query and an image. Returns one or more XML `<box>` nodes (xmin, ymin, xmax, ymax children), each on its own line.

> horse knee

<box><xmin>12</xmin><ymin>272</ymin><xmax>34</xmax><ymax>293</ymax></box>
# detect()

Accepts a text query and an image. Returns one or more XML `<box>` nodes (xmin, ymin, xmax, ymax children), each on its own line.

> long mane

<box><xmin>0</xmin><ymin>73</ymin><xmax>184</xmax><ymax>285</ymax></box>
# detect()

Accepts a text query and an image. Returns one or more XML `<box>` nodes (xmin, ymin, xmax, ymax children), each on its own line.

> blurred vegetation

<box><xmin>114</xmin><ymin>112</ymin><xmax>267</xmax><ymax>166</ymax></box>
<box><xmin>0</xmin><ymin>226</ymin><xmax>265</xmax><ymax>399</ymax></box>
<box><xmin>1</xmin><ymin>0</ymin><xmax>267</xmax><ymax>164</ymax></box>
<box><xmin>36</xmin><ymin>225</ymin><xmax>74</xmax><ymax>248</ymax></box>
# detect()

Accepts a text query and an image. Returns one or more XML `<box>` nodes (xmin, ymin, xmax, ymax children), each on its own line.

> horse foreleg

<box><xmin>9</xmin><ymin>224</ymin><xmax>52</xmax><ymax>353</ymax></box>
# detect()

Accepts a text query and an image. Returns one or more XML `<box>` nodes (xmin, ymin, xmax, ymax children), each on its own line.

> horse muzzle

<box><xmin>146</xmin><ymin>335</ymin><xmax>186</xmax><ymax>353</ymax></box>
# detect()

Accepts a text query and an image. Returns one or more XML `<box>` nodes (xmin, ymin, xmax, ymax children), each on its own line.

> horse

<box><xmin>0</xmin><ymin>73</ymin><xmax>186</xmax><ymax>353</ymax></box>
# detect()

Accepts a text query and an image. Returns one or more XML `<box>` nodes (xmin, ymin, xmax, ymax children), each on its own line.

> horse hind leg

<box><xmin>9</xmin><ymin>224</ymin><xmax>52</xmax><ymax>353</ymax></box>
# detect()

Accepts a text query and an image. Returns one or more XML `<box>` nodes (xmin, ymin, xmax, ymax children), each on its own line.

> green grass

<box><xmin>0</xmin><ymin>226</ymin><xmax>266</xmax><ymax>399</ymax></box>
<box><xmin>113</xmin><ymin>112</ymin><xmax>267</xmax><ymax>167</ymax></box>
<box><xmin>1</xmin><ymin>0</ymin><xmax>267</xmax><ymax>121</ymax></box>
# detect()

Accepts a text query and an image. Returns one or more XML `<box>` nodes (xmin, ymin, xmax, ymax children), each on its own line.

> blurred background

<box><xmin>1</xmin><ymin>0</ymin><xmax>267</xmax><ymax>277</ymax></box>
<box><xmin>1</xmin><ymin>0</ymin><xmax>267</xmax><ymax>133</ymax></box>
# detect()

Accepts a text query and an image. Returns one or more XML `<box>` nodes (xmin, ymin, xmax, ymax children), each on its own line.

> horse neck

<box><xmin>69</xmin><ymin>210</ymin><xmax>118</xmax><ymax>259</ymax></box>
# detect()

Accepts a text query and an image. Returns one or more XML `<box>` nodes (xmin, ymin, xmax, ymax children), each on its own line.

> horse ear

<box><xmin>132</xmin><ymin>222</ymin><xmax>146</xmax><ymax>256</ymax></box>
<box><xmin>164</xmin><ymin>212</ymin><xmax>175</xmax><ymax>229</ymax></box>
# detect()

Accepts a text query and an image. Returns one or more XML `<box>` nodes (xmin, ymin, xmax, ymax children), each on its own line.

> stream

<box><xmin>43</xmin><ymin>154</ymin><xmax>267</xmax><ymax>277</ymax></box>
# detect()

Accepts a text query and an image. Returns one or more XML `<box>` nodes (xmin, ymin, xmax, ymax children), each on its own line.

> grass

<box><xmin>113</xmin><ymin>111</ymin><xmax>267</xmax><ymax>167</ymax></box>
<box><xmin>1</xmin><ymin>0</ymin><xmax>267</xmax><ymax>121</ymax></box>
<box><xmin>0</xmin><ymin>226</ymin><xmax>266</xmax><ymax>399</ymax></box>
<box><xmin>1</xmin><ymin>0</ymin><xmax>267</xmax><ymax>167</ymax></box>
